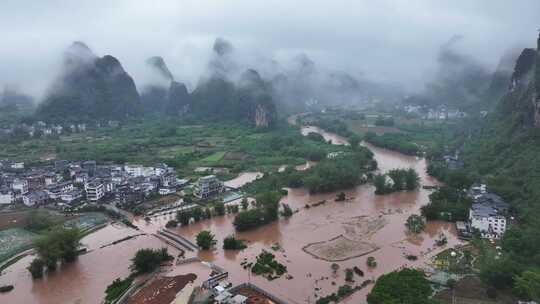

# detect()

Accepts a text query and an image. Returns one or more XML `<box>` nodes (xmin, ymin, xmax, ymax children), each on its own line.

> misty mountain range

<box><xmin>3</xmin><ymin>37</ymin><xmax>405</xmax><ymax>127</ymax></box>
<box><xmin>403</xmin><ymin>36</ymin><xmax>522</xmax><ymax>111</ymax></box>
<box><xmin>1</xmin><ymin>35</ymin><xmax>530</xmax><ymax>127</ymax></box>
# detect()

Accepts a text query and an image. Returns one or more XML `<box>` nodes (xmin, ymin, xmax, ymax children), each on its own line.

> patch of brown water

<box><xmin>0</xmin><ymin>224</ymin><xmax>179</xmax><ymax>304</ymax></box>
<box><xmin>161</xmin><ymin>144</ymin><xmax>461</xmax><ymax>303</ymax></box>
<box><xmin>224</xmin><ymin>172</ymin><xmax>264</xmax><ymax>189</ymax></box>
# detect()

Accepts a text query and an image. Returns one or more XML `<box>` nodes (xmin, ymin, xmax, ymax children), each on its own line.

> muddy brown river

<box><xmin>0</xmin><ymin>124</ymin><xmax>462</xmax><ymax>304</ymax></box>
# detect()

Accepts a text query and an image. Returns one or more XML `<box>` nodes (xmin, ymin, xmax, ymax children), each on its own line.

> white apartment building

<box><xmin>0</xmin><ymin>189</ymin><xmax>14</xmax><ymax>205</ymax></box>
<box><xmin>194</xmin><ymin>175</ymin><xmax>223</xmax><ymax>200</ymax></box>
<box><xmin>12</xmin><ymin>178</ymin><xmax>29</xmax><ymax>195</ymax></box>
<box><xmin>85</xmin><ymin>181</ymin><xmax>105</xmax><ymax>202</ymax></box>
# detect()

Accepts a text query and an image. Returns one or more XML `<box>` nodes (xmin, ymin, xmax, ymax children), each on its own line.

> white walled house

<box><xmin>23</xmin><ymin>191</ymin><xmax>49</xmax><ymax>207</ymax></box>
<box><xmin>0</xmin><ymin>189</ymin><xmax>14</xmax><ymax>205</ymax></box>
<box><xmin>12</xmin><ymin>178</ymin><xmax>29</xmax><ymax>195</ymax></box>
<box><xmin>46</xmin><ymin>182</ymin><xmax>74</xmax><ymax>199</ymax></box>
<box><xmin>61</xmin><ymin>189</ymin><xmax>83</xmax><ymax>203</ymax></box>
<box><xmin>85</xmin><ymin>181</ymin><xmax>104</xmax><ymax>202</ymax></box>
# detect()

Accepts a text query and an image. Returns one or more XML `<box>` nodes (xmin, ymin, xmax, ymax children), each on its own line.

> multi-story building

<box><xmin>194</xmin><ymin>175</ymin><xmax>223</xmax><ymax>200</ymax></box>
<box><xmin>22</xmin><ymin>190</ymin><xmax>49</xmax><ymax>207</ymax></box>
<box><xmin>12</xmin><ymin>178</ymin><xmax>29</xmax><ymax>195</ymax></box>
<box><xmin>46</xmin><ymin>181</ymin><xmax>74</xmax><ymax>199</ymax></box>
<box><xmin>85</xmin><ymin>181</ymin><xmax>104</xmax><ymax>202</ymax></box>
<box><xmin>0</xmin><ymin>188</ymin><xmax>14</xmax><ymax>205</ymax></box>
<box><xmin>469</xmin><ymin>193</ymin><xmax>509</xmax><ymax>239</ymax></box>
<box><xmin>61</xmin><ymin>189</ymin><xmax>83</xmax><ymax>204</ymax></box>
<box><xmin>160</xmin><ymin>173</ymin><xmax>177</xmax><ymax>188</ymax></box>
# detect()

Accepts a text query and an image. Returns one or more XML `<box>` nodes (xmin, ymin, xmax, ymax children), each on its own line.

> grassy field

<box><xmin>201</xmin><ymin>151</ymin><xmax>226</xmax><ymax>163</ymax></box>
<box><xmin>0</xmin><ymin>228</ymin><xmax>37</xmax><ymax>263</ymax></box>
<box><xmin>64</xmin><ymin>212</ymin><xmax>108</xmax><ymax>231</ymax></box>
<box><xmin>0</xmin><ymin>119</ymin><xmax>331</xmax><ymax>177</ymax></box>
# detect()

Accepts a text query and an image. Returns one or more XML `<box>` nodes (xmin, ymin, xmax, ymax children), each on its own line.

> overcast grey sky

<box><xmin>1</xmin><ymin>0</ymin><xmax>539</xmax><ymax>97</ymax></box>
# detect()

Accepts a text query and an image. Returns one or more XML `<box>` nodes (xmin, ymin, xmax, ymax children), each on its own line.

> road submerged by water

<box><xmin>0</xmin><ymin>121</ymin><xmax>462</xmax><ymax>304</ymax></box>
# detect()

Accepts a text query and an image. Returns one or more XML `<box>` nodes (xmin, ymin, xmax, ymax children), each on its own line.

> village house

<box><xmin>469</xmin><ymin>192</ymin><xmax>509</xmax><ymax>239</ymax></box>
<box><xmin>85</xmin><ymin>180</ymin><xmax>105</xmax><ymax>202</ymax></box>
<box><xmin>60</xmin><ymin>189</ymin><xmax>83</xmax><ymax>204</ymax></box>
<box><xmin>46</xmin><ymin>181</ymin><xmax>74</xmax><ymax>199</ymax></box>
<box><xmin>194</xmin><ymin>175</ymin><xmax>224</xmax><ymax>199</ymax></box>
<box><xmin>23</xmin><ymin>190</ymin><xmax>49</xmax><ymax>207</ymax></box>
<box><xmin>11</xmin><ymin>178</ymin><xmax>29</xmax><ymax>195</ymax></box>
<box><xmin>0</xmin><ymin>187</ymin><xmax>14</xmax><ymax>205</ymax></box>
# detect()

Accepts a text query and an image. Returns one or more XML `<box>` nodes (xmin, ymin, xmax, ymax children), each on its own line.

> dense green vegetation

<box><xmin>367</xmin><ymin>268</ymin><xmax>433</xmax><ymax>304</ymax></box>
<box><xmin>27</xmin><ymin>258</ymin><xmax>45</xmax><ymax>279</ymax></box>
<box><xmin>243</xmin><ymin>147</ymin><xmax>375</xmax><ymax>196</ymax></box>
<box><xmin>405</xmin><ymin>214</ymin><xmax>425</xmax><ymax>234</ymax></box>
<box><xmin>233</xmin><ymin>191</ymin><xmax>280</xmax><ymax>231</ymax></box>
<box><xmin>196</xmin><ymin>230</ymin><xmax>216</xmax><ymax>250</ymax></box>
<box><xmin>223</xmin><ymin>236</ymin><xmax>247</xmax><ymax>250</ymax></box>
<box><xmin>250</xmin><ymin>250</ymin><xmax>287</xmax><ymax>280</ymax></box>
<box><xmin>364</xmin><ymin>132</ymin><xmax>420</xmax><ymax>155</ymax></box>
<box><xmin>421</xmin><ymin>187</ymin><xmax>472</xmax><ymax>221</ymax></box>
<box><xmin>129</xmin><ymin>248</ymin><xmax>172</xmax><ymax>274</ymax></box>
<box><xmin>28</xmin><ymin>227</ymin><xmax>81</xmax><ymax>276</ymax></box>
<box><xmin>373</xmin><ymin>168</ymin><xmax>419</xmax><ymax>194</ymax></box>
<box><xmin>1</xmin><ymin>118</ymin><xmax>340</xmax><ymax>176</ymax></box>
<box><xmin>104</xmin><ymin>277</ymin><xmax>133</xmax><ymax>304</ymax></box>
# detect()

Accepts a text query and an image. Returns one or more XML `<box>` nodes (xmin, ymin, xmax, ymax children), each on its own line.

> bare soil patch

<box><xmin>127</xmin><ymin>273</ymin><xmax>197</xmax><ymax>304</ymax></box>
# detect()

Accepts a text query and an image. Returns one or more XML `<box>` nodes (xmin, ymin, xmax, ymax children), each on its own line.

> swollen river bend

<box><xmin>0</xmin><ymin>124</ymin><xmax>461</xmax><ymax>304</ymax></box>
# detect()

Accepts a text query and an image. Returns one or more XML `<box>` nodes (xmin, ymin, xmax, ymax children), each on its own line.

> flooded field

<box><xmin>0</xmin><ymin>124</ymin><xmax>461</xmax><ymax>304</ymax></box>
<box><xmin>224</xmin><ymin>172</ymin><xmax>264</xmax><ymax>189</ymax></box>
<box><xmin>0</xmin><ymin>224</ymin><xmax>179</xmax><ymax>304</ymax></box>
<box><xmin>140</xmin><ymin>126</ymin><xmax>461</xmax><ymax>303</ymax></box>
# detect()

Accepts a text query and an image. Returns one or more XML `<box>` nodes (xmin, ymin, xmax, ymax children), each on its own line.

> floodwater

<box><xmin>0</xmin><ymin>124</ymin><xmax>461</xmax><ymax>304</ymax></box>
<box><xmin>156</xmin><ymin>126</ymin><xmax>460</xmax><ymax>303</ymax></box>
<box><xmin>0</xmin><ymin>224</ymin><xmax>179</xmax><ymax>304</ymax></box>
<box><xmin>301</xmin><ymin>126</ymin><xmax>349</xmax><ymax>146</ymax></box>
<box><xmin>224</xmin><ymin>172</ymin><xmax>264</xmax><ymax>189</ymax></box>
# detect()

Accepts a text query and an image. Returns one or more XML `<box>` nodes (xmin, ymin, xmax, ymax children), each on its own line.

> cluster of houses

<box><xmin>402</xmin><ymin>104</ymin><xmax>467</xmax><ymax>120</ymax></box>
<box><xmin>0</xmin><ymin>159</ymin><xmax>191</xmax><ymax>209</ymax></box>
<box><xmin>0</xmin><ymin>120</ymin><xmax>121</xmax><ymax>139</ymax></box>
<box><xmin>456</xmin><ymin>183</ymin><xmax>511</xmax><ymax>240</ymax></box>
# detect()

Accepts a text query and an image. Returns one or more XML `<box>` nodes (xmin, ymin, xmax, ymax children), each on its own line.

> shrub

<box><xmin>223</xmin><ymin>236</ymin><xmax>247</xmax><ymax>250</ymax></box>
<box><xmin>196</xmin><ymin>230</ymin><xmax>216</xmax><ymax>250</ymax></box>
<box><xmin>27</xmin><ymin>258</ymin><xmax>45</xmax><ymax>279</ymax></box>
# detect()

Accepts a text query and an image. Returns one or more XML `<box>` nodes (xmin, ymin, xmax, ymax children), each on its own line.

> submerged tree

<box><xmin>406</xmin><ymin>214</ymin><xmax>425</xmax><ymax>234</ymax></box>
<box><xmin>196</xmin><ymin>230</ymin><xmax>217</xmax><ymax>250</ymax></box>
<box><xmin>27</xmin><ymin>258</ymin><xmax>45</xmax><ymax>279</ymax></box>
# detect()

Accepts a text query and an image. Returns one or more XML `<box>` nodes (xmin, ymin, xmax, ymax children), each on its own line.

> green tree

<box><xmin>374</xmin><ymin>174</ymin><xmax>389</xmax><ymax>194</ymax></box>
<box><xmin>176</xmin><ymin>210</ymin><xmax>191</xmax><ymax>225</ymax></box>
<box><xmin>404</xmin><ymin>168</ymin><xmax>420</xmax><ymax>190</ymax></box>
<box><xmin>214</xmin><ymin>202</ymin><xmax>225</xmax><ymax>216</ymax></box>
<box><xmin>192</xmin><ymin>207</ymin><xmax>203</xmax><ymax>222</ymax></box>
<box><xmin>367</xmin><ymin>256</ymin><xmax>377</xmax><ymax>268</ymax></box>
<box><xmin>27</xmin><ymin>258</ymin><xmax>45</xmax><ymax>279</ymax></box>
<box><xmin>405</xmin><ymin>214</ymin><xmax>425</xmax><ymax>234</ymax></box>
<box><xmin>367</xmin><ymin>268</ymin><xmax>432</xmax><ymax>304</ymax></box>
<box><xmin>514</xmin><ymin>270</ymin><xmax>540</xmax><ymax>301</ymax></box>
<box><xmin>34</xmin><ymin>227</ymin><xmax>81</xmax><ymax>270</ymax></box>
<box><xmin>349</xmin><ymin>134</ymin><xmax>361</xmax><ymax>149</ymax></box>
<box><xmin>130</xmin><ymin>248</ymin><xmax>171</xmax><ymax>274</ymax></box>
<box><xmin>241</xmin><ymin>198</ymin><xmax>249</xmax><ymax>210</ymax></box>
<box><xmin>281</xmin><ymin>203</ymin><xmax>293</xmax><ymax>218</ymax></box>
<box><xmin>223</xmin><ymin>235</ymin><xmax>247</xmax><ymax>250</ymax></box>
<box><xmin>196</xmin><ymin>230</ymin><xmax>216</xmax><ymax>250</ymax></box>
